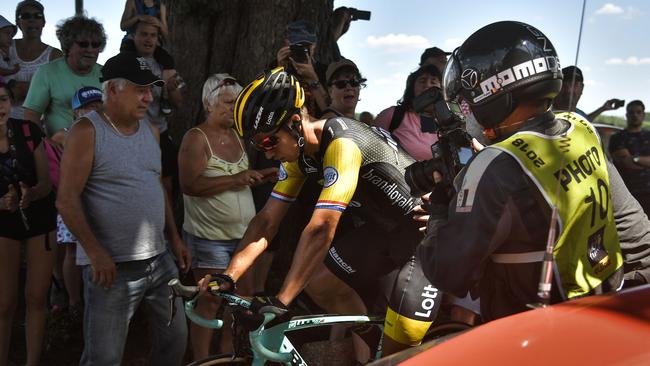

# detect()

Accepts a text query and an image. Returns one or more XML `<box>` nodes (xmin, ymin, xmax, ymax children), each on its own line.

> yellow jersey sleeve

<box><xmin>270</xmin><ymin>161</ymin><xmax>307</xmax><ymax>203</ymax></box>
<box><xmin>315</xmin><ymin>138</ymin><xmax>363</xmax><ymax>212</ymax></box>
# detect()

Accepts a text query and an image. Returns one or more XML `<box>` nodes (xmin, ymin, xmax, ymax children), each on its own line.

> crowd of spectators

<box><xmin>0</xmin><ymin>1</ymin><xmax>648</xmax><ymax>365</ymax></box>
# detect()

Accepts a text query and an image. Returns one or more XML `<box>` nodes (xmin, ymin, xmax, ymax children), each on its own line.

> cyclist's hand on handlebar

<box><xmin>234</xmin><ymin>296</ymin><xmax>288</xmax><ymax>331</ymax></box>
<box><xmin>198</xmin><ymin>273</ymin><xmax>236</xmax><ymax>295</ymax></box>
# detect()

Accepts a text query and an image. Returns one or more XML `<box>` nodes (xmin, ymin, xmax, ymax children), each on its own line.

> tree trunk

<box><xmin>166</xmin><ymin>0</ymin><xmax>336</xmax><ymax>139</ymax></box>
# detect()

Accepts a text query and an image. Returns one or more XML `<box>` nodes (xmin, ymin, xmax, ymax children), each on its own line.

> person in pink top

<box><xmin>373</xmin><ymin>64</ymin><xmax>441</xmax><ymax>161</ymax></box>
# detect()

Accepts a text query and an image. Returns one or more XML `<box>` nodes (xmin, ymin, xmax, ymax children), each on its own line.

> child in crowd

<box><xmin>52</xmin><ymin>86</ymin><xmax>103</xmax><ymax>320</ymax></box>
<box><xmin>0</xmin><ymin>15</ymin><xmax>19</xmax><ymax>77</ymax></box>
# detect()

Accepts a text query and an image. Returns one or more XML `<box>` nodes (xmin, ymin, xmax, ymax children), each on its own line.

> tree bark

<box><xmin>166</xmin><ymin>0</ymin><xmax>336</xmax><ymax>139</ymax></box>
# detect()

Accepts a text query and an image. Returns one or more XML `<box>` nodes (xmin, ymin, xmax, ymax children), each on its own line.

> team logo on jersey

<box><xmin>323</xmin><ymin>166</ymin><xmax>339</xmax><ymax>188</ymax></box>
<box><xmin>278</xmin><ymin>164</ymin><xmax>288</xmax><ymax>181</ymax></box>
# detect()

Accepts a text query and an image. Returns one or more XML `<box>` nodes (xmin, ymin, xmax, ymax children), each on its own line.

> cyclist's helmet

<box><xmin>234</xmin><ymin>67</ymin><xmax>305</xmax><ymax>138</ymax></box>
<box><xmin>443</xmin><ymin>21</ymin><xmax>562</xmax><ymax>128</ymax></box>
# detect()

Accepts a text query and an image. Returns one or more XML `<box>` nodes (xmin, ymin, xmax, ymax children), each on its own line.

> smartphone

<box><xmin>612</xmin><ymin>99</ymin><xmax>625</xmax><ymax>109</ymax></box>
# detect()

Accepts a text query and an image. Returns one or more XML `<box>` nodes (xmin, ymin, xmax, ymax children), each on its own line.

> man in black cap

<box><xmin>419</xmin><ymin>46</ymin><xmax>450</xmax><ymax>73</ymax></box>
<box><xmin>57</xmin><ymin>52</ymin><xmax>190</xmax><ymax>366</ymax></box>
<box><xmin>553</xmin><ymin>65</ymin><xmax>623</xmax><ymax>120</ymax></box>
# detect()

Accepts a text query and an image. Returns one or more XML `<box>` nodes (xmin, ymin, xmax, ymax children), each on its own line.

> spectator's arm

<box><xmin>612</xmin><ymin>148</ymin><xmax>645</xmax><ymax>171</ymax></box>
<box><xmin>120</xmin><ymin>0</ymin><xmax>139</xmax><ymax>32</ymax></box>
<box><xmin>23</xmin><ymin>108</ymin><xmax>43</xmax><ymax>128</ymax></box>
<box><xmin>178</xmin><ymin>129</ymin><xmax>264</xmax><ymax>196</ymax></box>
<box><xmin>291</xmin><ymin>58</ymin><xmax>329</xmax><ymax>114</ymax></box>
<box><xmin>10</xmin><ymin>81</ymin><xmax>30</xmax><ymax>103</ymax></box>
<box><xmin>22</xmin><ymin>67</ymin><xmax>51</xmax><ymax>129</ymax></box>
<box><xmin>56</xmin><ymin>119</ymin><xmax>105</xmax><ymax>261</ymax></box>
<box><xmin>24</xmin><ymin>135</ymin><xmax>52</xmax><ymax>203</ymax></box>
<box><xmin>148</xmin><ymin>123</ymin><xmax>190</xmax><ymax>271</ymax></box>
<box><xmin>163</xmin><ymin>69</ymin><xmax>183</xmax><ymax>109</ymax></box>
<box><xmin>588</xmin><ymin>99</ymin><xmax>623</xmax><ymax>121</ymax></box>
<box><xmin>159</xmin><ymin>2</ymin><xmax>170</xmax><ymax>40</ymax></box>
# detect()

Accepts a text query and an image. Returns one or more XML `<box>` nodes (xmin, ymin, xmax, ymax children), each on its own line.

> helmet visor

<box><xmin>442</xmin><ymin>49</ymin><xmax>462</xmax><ymax>103</ymax></box>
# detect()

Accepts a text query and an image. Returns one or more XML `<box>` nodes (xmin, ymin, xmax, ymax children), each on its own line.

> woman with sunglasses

<box><xmin>178</xmin><ymin>74</ymin><xmax>277</xmax><ymax>360</ymax></box>
<box><xmin>373</xmin><ymin>64</ymin><xmax>442</xmax><ymax>161</ymax></box>
<box><xmin>9</xmin><ymin>0</ymin><xmax>63</xmax><ymax>120</ymax></box>
<box><xmin>321</xmin><ymin>59</ymin><xmax>366</xmax><ymax>119</ymax></box>
<box><xmin>0</xmin><ymin>78</ymin><xmax>57</xmax><ymax>366</ymax></box>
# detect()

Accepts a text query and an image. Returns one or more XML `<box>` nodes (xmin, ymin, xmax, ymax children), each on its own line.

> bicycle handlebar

<box><xmin>167</xmin><ymin>278</ymin><xmax>292</xmax><ymax>364</ymax></box>
<box><xmin>249</xmin><ymin>313</ymin><xmax>293</xmax><ymax>363</ymax></box>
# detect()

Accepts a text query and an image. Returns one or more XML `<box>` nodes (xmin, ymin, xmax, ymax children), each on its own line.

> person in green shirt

<box><xmin>23</xmin><ymin>15</ymin><xmax>106</xmax><ymax>147</ymax></box>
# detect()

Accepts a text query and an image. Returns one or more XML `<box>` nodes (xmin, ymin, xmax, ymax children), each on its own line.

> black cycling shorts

<box><xmin>0</xmin><ymin>192</ymin><xmax>56</xmax><ymax>240</ymax></box>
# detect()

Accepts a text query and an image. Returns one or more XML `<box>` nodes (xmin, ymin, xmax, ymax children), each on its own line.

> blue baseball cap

<box><xmin>72</xmin><ymin>86</ymin><xmax>102</xmax><ymax>110</ymax></box>
<box><xmin>286</xmin><ymin>20</ymin><xmax>317</xmax><ymax>45</ymax></box>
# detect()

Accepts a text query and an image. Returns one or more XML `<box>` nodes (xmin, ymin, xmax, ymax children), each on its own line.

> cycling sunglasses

<box><xmin>329</xmin><ymin>78</ymin><xmax>366</xmax><ymax>89</ymax></box>
<box><xmin>250</xmin><ymin>125</ymin><xmax>288</xmax><ymax>152</ymax></box>
<box><xmin>18</xmin><ymin>12</ymin><xmax>44</xmax><ymax>20</ymax></box>
<box><xmin>75</xmin><ymin>40</ymin><xmax>102</xmax><ymax>49</ymax></box>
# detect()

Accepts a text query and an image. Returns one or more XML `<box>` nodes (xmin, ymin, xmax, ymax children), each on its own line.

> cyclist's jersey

<box><xmin>271</xmin><ymin>117</ymin><xmax>420</xmax><ymax>230</ymax></box>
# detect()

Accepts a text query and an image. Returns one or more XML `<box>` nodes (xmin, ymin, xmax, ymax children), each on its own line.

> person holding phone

<box><xmin>274</xmin><ymin>20</ymin><xmax>329</xmax><ymax>117</ymax></box>
<box><xmin>178</xmin><ymin>74</ymin><xmax>277</xmax><ymax>360</ymax></box>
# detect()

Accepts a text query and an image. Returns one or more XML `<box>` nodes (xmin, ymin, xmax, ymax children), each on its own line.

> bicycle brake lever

<box><xmin>167</xmin><ymin>286</ymin><xmax>177</xmax><ymax>327</ymax></box>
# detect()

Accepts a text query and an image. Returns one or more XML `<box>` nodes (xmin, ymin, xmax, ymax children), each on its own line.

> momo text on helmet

<box><xmin>442</xmin><ymin>21</ymin><xmax>563</xmax><ymax>128</ymax></box>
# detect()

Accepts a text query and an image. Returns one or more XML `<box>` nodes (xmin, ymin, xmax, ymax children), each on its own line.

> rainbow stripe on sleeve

<box><xmin>315</xmin><ymin>200</ymin><xmax>348</xmax><ymax>212</ymax></box>
<box><xmin>270</xmin><ymin>190</ymin><xmax>297</xmax><ymax>203</ymax></box>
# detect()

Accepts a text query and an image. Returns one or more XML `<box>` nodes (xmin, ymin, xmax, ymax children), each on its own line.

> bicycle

<box><xmin>168</xmin><ymin>279</ymin><xmax>474</xmax><ymax>365</ymax></box>
<box><xmin>168</xmin><ymin>278</ymin><xmax>386</xmax><ymax>365</ymax></box>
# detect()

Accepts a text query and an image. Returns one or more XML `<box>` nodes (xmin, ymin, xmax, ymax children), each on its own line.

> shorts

<box><xmin>56</xmin><ymin>214</ymin><xmax>78</xmax><ymax>244</ymax></box>
<box><xmin>322</xmin><ymin>221</ymin><xmax>440</xmax><ymax>346</ymax></box>
<box><xmin>0</xmin><ymin>192</ymin><xmax>56</xmax><ymax>240</ymax></box>
<box><xmin>183</xmin><ymin>231</ymin><xmax>238</xmax><ymax>270</ymax></box>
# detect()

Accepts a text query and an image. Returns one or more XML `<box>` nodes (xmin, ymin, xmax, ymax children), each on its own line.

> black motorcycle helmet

<box><xmin>443</xmin><ymin>21</ymin><xmax>562</xmax><ymax>129</ymax></box>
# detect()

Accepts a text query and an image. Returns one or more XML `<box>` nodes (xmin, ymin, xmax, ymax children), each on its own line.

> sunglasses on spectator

<box><xmin>75</xmin><ymin>41</ymin><xmax>102</xmax><ymax>49</ymax></box>
<box><xmin>18</xmin><ymin>12</ymin><xmax>44</xmax><ymax>20</ymax></box>
<box><xmin>329</xmin><ymin>78</ymin><xmax>366</xmax><ymax>89</ymax></box>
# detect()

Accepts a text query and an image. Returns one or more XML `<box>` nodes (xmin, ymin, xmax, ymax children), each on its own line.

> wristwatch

<box><xmin>307</xmin><ymin>80</ymin><xmax>321</xmax><ymax>90</ymax></box>
<box><xmin>633</xmin><ymin>156</ymin><xmax>641</xmax><ymax>164</ymax></box>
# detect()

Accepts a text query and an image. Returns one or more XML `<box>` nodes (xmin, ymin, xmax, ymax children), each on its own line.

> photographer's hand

<box><xmin>471</xmin><ymin>138</ymin><xmax>485</xmax><ymax>152</ymax></box>
<box><xmin>290</xmin><ymin>57</ymin><xmax>318</xmax><ymax>84</ymax></box>
<box><xmin>276</xmin><ymin>46</ymin><xmax>291</xmax><ymax>69</ymax></box>
<box><xmin>1</xmin><ymin>185</ymin><xmax>19</xmax><ymax>212</ymax></box>
<box><xmin>413</xmin><ymin>192</ymin><xmax>431</xmax><ymax>233</ymax></box>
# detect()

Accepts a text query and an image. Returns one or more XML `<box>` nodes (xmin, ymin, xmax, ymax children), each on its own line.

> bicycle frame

<box><xmin>168</xmin><ymin>279</ymin><xmax>384</xmax><ymax>365</ymax></box>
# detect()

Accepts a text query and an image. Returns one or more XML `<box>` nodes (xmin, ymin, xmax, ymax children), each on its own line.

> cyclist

<box><xmin>206</xmin><ymin>67</ymin><xmax>440</xmax><ymax>357</ymax></box>
<box><xmin>418</xmin><ymin>21</ymin><xmax>627</xmax><ymax>321</ymax></box>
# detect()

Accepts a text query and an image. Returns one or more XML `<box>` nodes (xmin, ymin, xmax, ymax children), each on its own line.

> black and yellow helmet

<box><xmin>234</xmin><ymin>67</ymin><xmax>305</xmax><ymax>138</ymax></box>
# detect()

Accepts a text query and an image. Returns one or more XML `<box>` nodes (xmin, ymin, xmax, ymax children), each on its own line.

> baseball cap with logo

<box><xmin>100</xmin><ymin>52</ymin><xmax>164</xmax><ymax>86</ymax></box>
<box><xmin>71</xmin><ymin>86</ymin><xmax>102</xmax><ymax>110</ymax></box>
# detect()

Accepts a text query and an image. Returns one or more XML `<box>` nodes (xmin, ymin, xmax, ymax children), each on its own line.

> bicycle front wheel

<box><xmin>187</xmin><ymin>354</ymin><xmax>249</xmax><ymax>366</ymax></box>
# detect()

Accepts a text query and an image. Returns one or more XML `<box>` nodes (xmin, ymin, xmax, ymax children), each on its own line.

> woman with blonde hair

<box><xmin>178</xmin><ymin>73</ymin><xmax>277</xmax><ymax>359</ymax></box>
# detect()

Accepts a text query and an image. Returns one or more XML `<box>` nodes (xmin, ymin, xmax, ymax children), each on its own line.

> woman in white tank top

<box><xmin>178</xmin><ymin>74</ymin><xmax>278</xmax><ymax>360</ymax></box>
<box><xmin>9</xmin><ymin>1</ymin><xmax>63</xmax><ymax>119</ymax></box>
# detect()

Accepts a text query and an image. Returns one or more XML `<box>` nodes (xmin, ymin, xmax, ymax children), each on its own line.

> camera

<box><xmin>289</xmin><ymin>42</ymin><xmax>310</xmax><ymax>64</ymax></box>
<box><xmin>611</xmin><ymin>99</ymin><xmax>625</xmax><ymax>109</ymax></box>
<box><xmin>404</xmin><ymin>87</ymin><xmax>472</xmax><ymax>196</ymax></box>
<box><xmin>348</xmin><ymin>8</ymin><xmax>371</xmax><ymax>21</ymax></box>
